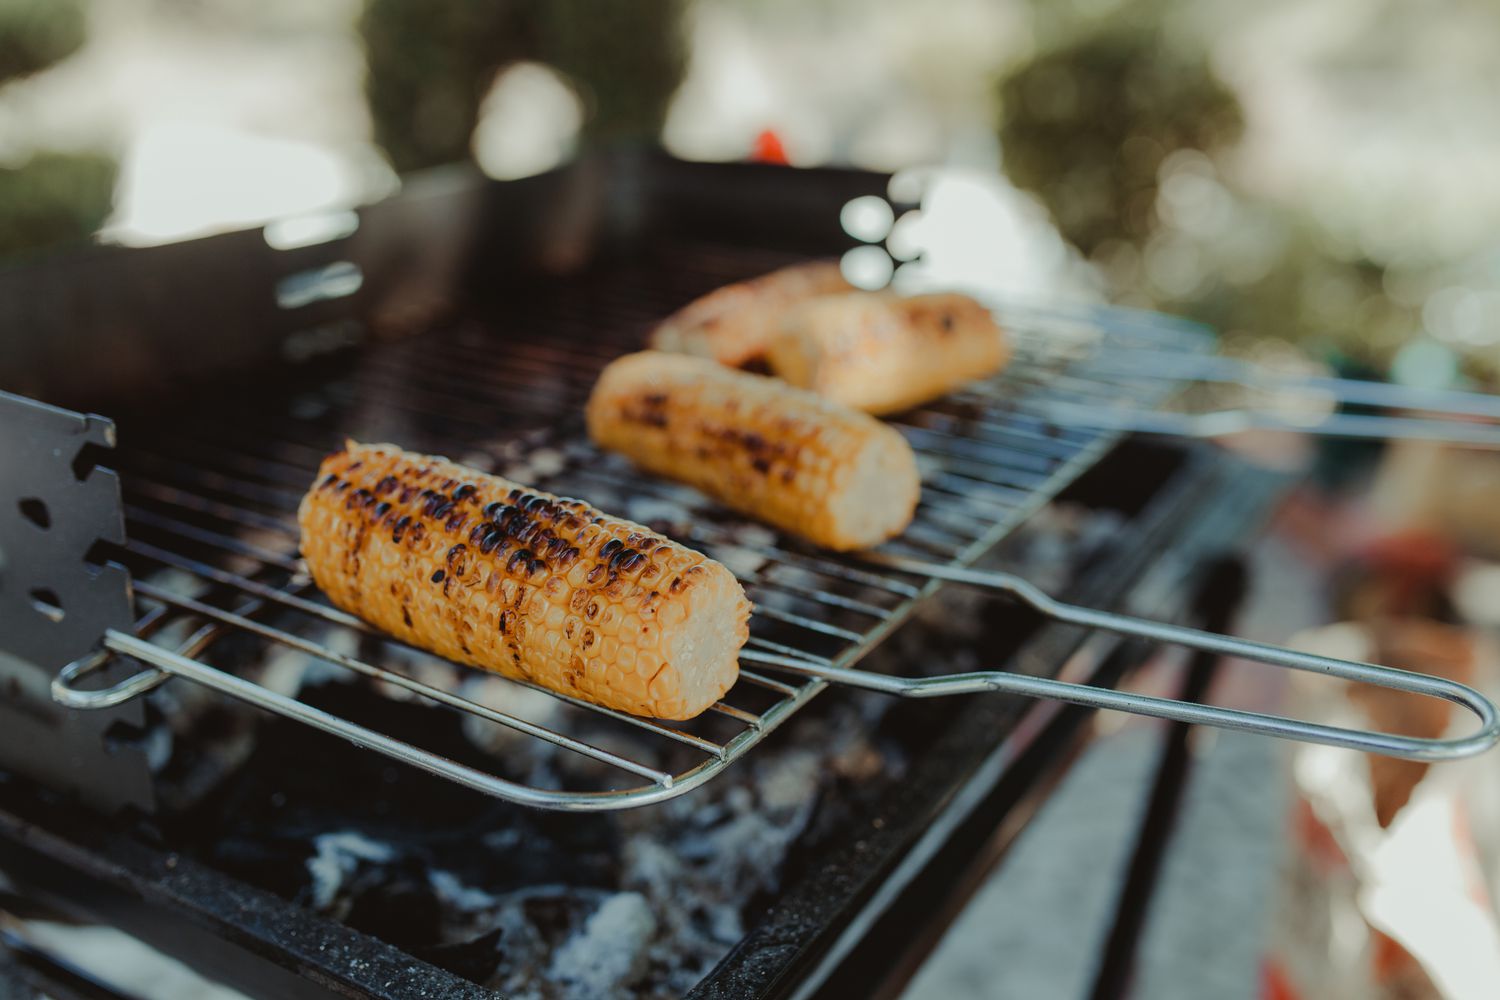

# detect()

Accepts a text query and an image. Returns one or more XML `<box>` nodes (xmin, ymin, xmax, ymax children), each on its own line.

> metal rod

<box><xmin>836</xmin><ymin>554</ymin><xmax>1500</xmax><ymax>761</ymax></box>
<box><xmin>55</xmin><ymin>630</ymin><xmax>827</xmax><ymax>811</ymax></box>
<box><xmin>709</xmin><ymin>702</ymin><xmax>764</xmax><ymax>728</ymax></box>
<box><xmin>1034</xmin><ymin>401</ymin><xmax>1500</xmax><ymax>447</ymax></box>
<box><xmin>130</xmin><ymin>582</ymin><xmax>680</xmax><ymax>783</ymax></box>
<box><xmin>89</xmin><ymin>631</ymin><xmax>720</xmax><ymax>810</ymax></box>
<box><xmin>1083</xmin><ymin>351</ymin><xmax>1500</xmax><ymax>419</ymax></box>
<box><xmin>124</xmin><ymin>504</ymin><xmax>301</xmax><ymax>571</ymax></box>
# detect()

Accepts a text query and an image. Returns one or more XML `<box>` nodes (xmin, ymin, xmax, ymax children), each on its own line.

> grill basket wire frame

<box><xmin>46</xmin><ymin>282</ymin><xmax>1500</xmax><ymax>811</ymax></box>
<box><xmin>995</xmin><ymin>301</ymin><xmax>1500</xmax><ymax>446</ymax></box>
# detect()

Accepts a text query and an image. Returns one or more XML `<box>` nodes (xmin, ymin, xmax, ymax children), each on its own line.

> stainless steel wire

<box><xmin>991</xmin><ymin>300</ymin><xmax>1500</xmax><ymax>446</ymax></box>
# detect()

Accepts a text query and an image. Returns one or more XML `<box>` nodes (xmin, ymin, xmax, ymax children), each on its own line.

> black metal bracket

<box><xmin>0</xmin><ymin>390</ymin><xmax>152</xmax><ymax>813</ymax></box>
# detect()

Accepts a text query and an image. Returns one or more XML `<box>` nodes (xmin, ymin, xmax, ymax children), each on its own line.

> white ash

<box><xmin>723</xmin><ymin>523</ymin><xmax>777</xmax><ymax>551</ymax></box>
<box><xmin>547</xmin><ymin>893</ymin><xmax>658</xmax><ymax>998</ymax></box>
<box><xmin>429</xmin><ymin>869</ymin><xmax>503</xmax><ymax>914</ymax></box>
<box><xmin>138</xmin><ymin>716</ymin><xmax>175</xmax><ymax>772</ymax></box>
<box><xmin>706</xmin><ymin>543</ymin><xmax>770</xmax><ymax>582</ymax></box>
<box><xmin>612</xmin><ymin>497</ymin><xmax>694</xmax><ymax>533</ymax></box>
<box><xmin>613</xmin><ymin>733</ymin><xmax>858</xmax><ymax>995</ymax></box>
<box><xmin>429</xmin><ymin>886</ymin><xmax>658</xmax><ymax>1000</ymax></box>
<box><xmin>259</xmin><ymin>646</ymin><xmax>347</xmax><ymax>698</ymax></box>
<box><xmin>456</xmin><ymin>675</ymin><xmax>568</xmax><ymax>757</ymax></box>
<box><xmin>458</xmin><ymin>452</ymin><xmax>497</xmax><ymax>473</ymax></box>
<box><xmin>382</xmin><ymin>702</ymin><xmax>864</xmax><ymax>998</ymax></box>
<box><xmin>527</xmin><ymin>448</ymin><xmax>567</xmax><ymax>479</ymax></box>
<box><xmin>371</xmin><ymin>655</ymin><xmax>464</xmax><ymax>705</ymax></box>
<box><xmin>305</xmin><ymin>832</ymin><xmax>396</xmax><ymax>913</ymax></box>
<box><xmin>500</xmin><ymin>462</ymin><xmax>539</xmax><ymax>484</ymax></box>
<box><xmin>138</xmin><ymin>566</ymin><xmax>206</xmax><ymax>602</ymax></box>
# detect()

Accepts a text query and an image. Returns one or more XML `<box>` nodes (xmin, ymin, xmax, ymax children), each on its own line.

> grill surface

<box><xmin>95</xmin><ymin>242</ymin><xmax>1207</xmax><ymax>810</ymax></box>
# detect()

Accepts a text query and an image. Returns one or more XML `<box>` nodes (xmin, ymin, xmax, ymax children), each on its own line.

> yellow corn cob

<box><xmin>297</xmin><ymin>442</ymin><xmax>751</xmax><ymax>720</ymax></box>
<box><xmin>586</xmin><ymin>351</ymin><xmax>921</xmax><ymax>551</ymax></box>
<box><xmin>648</xmin><ymin>261</ymin><xmax>852</xmax><ymax>366</ymax></box>
<box><xmin>768</xmin><ymin>291</ymin><xmax>1010</xmax><ymax>415</ymax></box>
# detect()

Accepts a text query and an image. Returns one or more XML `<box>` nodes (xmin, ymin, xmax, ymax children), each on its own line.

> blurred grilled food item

<box><xmin>649</xmin><ymin>261</ymin><xmax>851</xmax><ymax>366</ymax></box>
<box><xmin>768</xmin><ymin>291</ymin><xmax>1009</xmax><ymax>415</ymax></box>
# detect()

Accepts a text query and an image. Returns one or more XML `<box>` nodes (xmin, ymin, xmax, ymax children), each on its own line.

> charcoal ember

<box><xmin>343</xmin><ymin>869</ymin><xmax>449</xmax><ymax>957</ymax></box>
<box><xmin>211</xmin><ymin>834</ymin><xmax>319</xmax><ymax>903</ymax></box>
<box><xmin>410</xmin><ymin>927</ymin><xmax>506</xmax><ymax>984</ymax></box>
<box><xmin>612</xmin><ymin>734</ymin><xmax>863</xmax><ymax>995</ymax></box>
<box><xmin>174</xmin><ymin>681</ymin><xmax>622</xmax><ymax>898</ymax></box>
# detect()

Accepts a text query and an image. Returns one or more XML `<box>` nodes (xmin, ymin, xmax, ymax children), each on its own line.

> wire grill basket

<box><xmin>50</xmin><ymin>254</ymin><xmax>1500</xmax><ymax>810</ymax></box>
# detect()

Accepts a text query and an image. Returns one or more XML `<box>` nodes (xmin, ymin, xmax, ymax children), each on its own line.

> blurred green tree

<box><xmin>0</xmin><ymin>152</ymin><xmax>116</xmax><ymax>258</ymax></box>
<box><xmin>998</xmin><ymin>23</ymin><xmax>1242</xmax><ymax>259</ymax></box>
<box><xmin>0</xmin><ymin>0</ymin><xmax>86</xmax><ymax>81</ymax></box>
<box><xmin>0</xmin><ymin>0</ymin><xmax>116</xmax><ymax>258</ymax></box>
<box><xmin>996</xmin><ymin>15</ymin><xmax>1419</xmax><ymax>376</ymax></box>
<box><xmin>360</xmin><ymin>0</ymin><xmax>686</xmax><ymax>174</ymax></box>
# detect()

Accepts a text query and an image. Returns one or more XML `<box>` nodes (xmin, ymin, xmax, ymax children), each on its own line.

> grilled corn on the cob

<box><xmin>298</xmin><ymin>442</ymin><xmax>751</xmax><ymax>720</ymax></box>
<box><xmin>586</xmin><ymin>351</ymin><xmax>921</xmax><ymax>551</ymax></box>
<box><xmin>649</xmin><ymin>261</ymin><xmax>851</xmax><ymax>366</ymax></box>
<box><xmin>768</xmin><ymin>291</ymin><xmax>1009</xmax><ymax>415</ymax></box>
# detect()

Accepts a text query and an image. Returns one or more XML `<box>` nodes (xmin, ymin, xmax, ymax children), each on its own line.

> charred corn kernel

<box><xmin>586</xmin><ymin>351</ymin><xmax>921</xmax><ymax>552</ymax></box>
<box><xmin>648</xmin><ymin>261</ymin><xmax>852</xmax><ymax>367</ymax></box>
<box><xmin>768</xmin><ymin>291</ymin><xmax>1010</xmax><ymax>415</ymax></box>
<box><xmin>297</xmin><ymin>441</ymin><xmax>751</xmax><ymax>720</ymax></box>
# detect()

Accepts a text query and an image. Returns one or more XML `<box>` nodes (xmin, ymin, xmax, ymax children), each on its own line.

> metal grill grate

<box><xmin>54</xmin><ymin>248</ymin><xmax>1207</xmax><ymax>810</ymax></box>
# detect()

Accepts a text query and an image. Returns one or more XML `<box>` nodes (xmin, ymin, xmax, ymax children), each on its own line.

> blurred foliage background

<box><xmin>0</xmin><ymin>0</ymin><xmax>115</xmax><ymax>257</ymax></box>
<box><xmin>997</xmin><ymin>4</ymin><xmax>1423</xmax><ymax>381</ymax></box>
<box><xmin>360</xmin><ymin>0</ymin><xmax>685</xmax><ymax>173</ymax></box>
<box><xmin>0</xmin><ymin>0</ymin><xmax>1497</xmax><ymax>388</ymax></box>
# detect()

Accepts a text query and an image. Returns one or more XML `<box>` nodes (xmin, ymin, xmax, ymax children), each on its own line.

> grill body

<box><xmin>0</xmin><ymin>153</ymin><xmax>1285</xmax><ymax>998</ymax></box>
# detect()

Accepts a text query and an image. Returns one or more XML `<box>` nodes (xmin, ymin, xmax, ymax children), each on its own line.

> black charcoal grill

<box><xmin>0</xmin><ymin>152</ymin><xmax>1494</xmax><ymax>998</ymax></box>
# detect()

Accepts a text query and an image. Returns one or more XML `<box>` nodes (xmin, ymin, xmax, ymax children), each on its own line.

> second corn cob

<box><xmin>586</xmin><ymin>351</ymin><xmax>921</xmax><ymax>551</ymax></box>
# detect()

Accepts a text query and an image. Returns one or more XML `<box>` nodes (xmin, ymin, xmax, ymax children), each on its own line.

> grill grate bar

<box><xmin>709</xmin><ymin>702</ymin><xmax>765</xmax><ymax>729</ymax></box>
<box><xmin>735</xmin><ymin>669</ymin><xmax>803</xmax><ymax>697</ymax></box>
<box><xmin>127</xmin><ymin>479</ymin><xmax>293</xmax><ymax>534</ymax></box>
<box><xmin>746</xmin><ymin>604</ymin><xmax>868</xmax><ymax>643</ymax></box>
<box><xmin>739</xmin><ymin>635</ymin><xmax>833</xmax><ymax>665</ymax></box>
<box><xmin>124</xmin><ymin>503</ymin><xmax>303</xmax><ymax>572</ymax></box>
<box><xmin>750</xmin><ymin>578</ymin><xmax>890</xmax><ymax>619</ymax></box>
<box><xmin>126</xmin><ymin>539</ymin><xmax>356</xmax><ymax>628</ymax></box>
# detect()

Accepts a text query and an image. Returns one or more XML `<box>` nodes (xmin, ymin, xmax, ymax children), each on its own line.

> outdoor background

<box><xmin>4</xmin><ymin>3</ymin><xmax>1500</xmax><ymax>998</ymax></box>
<box><xmin>5</xmin><ymin>0</ymin><xmax>1500</xmax><ymax>387</ymax></box>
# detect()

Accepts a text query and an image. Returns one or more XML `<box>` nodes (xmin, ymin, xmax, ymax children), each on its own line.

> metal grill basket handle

<box><xmin>1000</xmin><ymin>303</ymin><xmax>1500</xmax><ymax>447</ymax></box>
<box><xmin>743</xmin><ymin>553</ymin><xmax>1499</xmax><ymax>763</ymax></box>
<box><xmin>58</xmin><ymin>554</ymin><xmax>1500</xmax><ymax>767</ymax></box>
